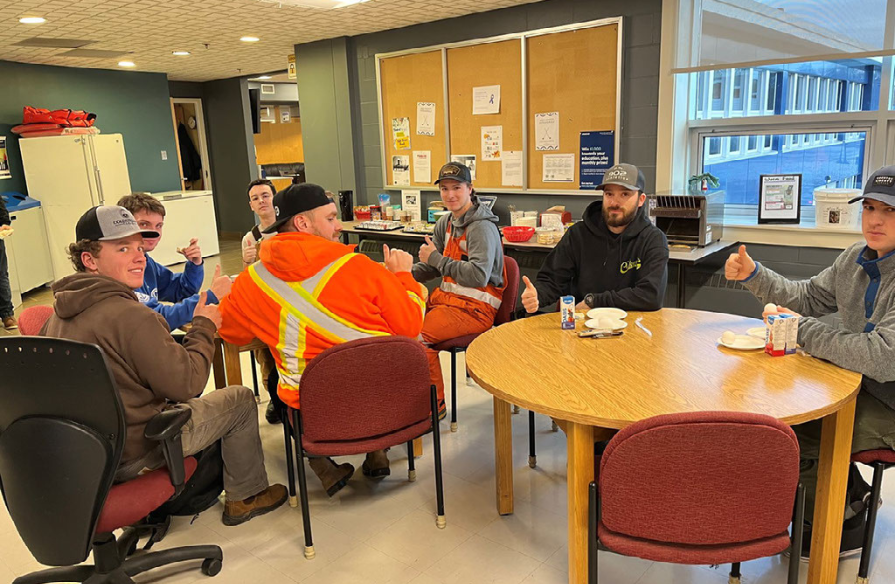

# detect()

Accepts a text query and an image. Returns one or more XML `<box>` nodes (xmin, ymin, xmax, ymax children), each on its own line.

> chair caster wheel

<box><xmin>450</xmin><ymin>422</ymin><xmax>458</xmax><ymax>432</ymax></box>
<box><xmin>289</xmin><ymin>495</ymin><xmax>298</xmax><ymax>508</ymax></box>
<box><xmin>512</xmin><ymin>405</ymin><xmax>520</xmax><ymax>414</ymax></box>
<box><xmin>551</xmin><ymin>421</ymin><xmax>559</xmax><ymax>432</ymax></box>
<box><xmin>436</xmin><ymin>515</ymin><xmax>446</xmax><ymax>529</ymax></box>
<box><xmin>202</xmin><ymin>558</ymin><xmax>222</xmax><ymax>576</ymax></box>
<box><xmin>409</xmin><ymin>469</ymin><xmax>417</xmax><ymax>482</ymax></box>
<box><xmin>529</xmin><ymin>456</ymin><xmax>537</xmax><ymax>468</ymax></box>
<box><xmin>304</xmin><ymin>545</ymin><xmax>316</xmax><ymax>560</ymax></box>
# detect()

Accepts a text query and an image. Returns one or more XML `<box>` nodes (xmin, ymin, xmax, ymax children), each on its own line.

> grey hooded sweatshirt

<box><xmin>743</xmin><ymin>243</ymin><xmax>895</xmax><ymax>411</ymax></box>
<box><xmin>412</xmin><ymin>201</ymin><xmax>504</xmax><ymax>289</ymax></box>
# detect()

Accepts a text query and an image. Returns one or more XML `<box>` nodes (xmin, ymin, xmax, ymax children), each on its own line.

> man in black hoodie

<box><xmin>521</xmin><ymin>163</ymin><xmax>669</xmax><ymax>314</ymax></box>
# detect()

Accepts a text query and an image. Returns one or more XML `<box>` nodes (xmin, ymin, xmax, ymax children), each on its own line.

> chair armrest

<box><xmin>144</xmin><ymin>408</ymin><xmax>192</xmax><ymax>498</ymax></box>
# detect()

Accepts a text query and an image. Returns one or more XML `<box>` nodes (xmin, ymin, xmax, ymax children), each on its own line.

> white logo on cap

<box><xmin>606</xmin><ymin>168</ymin><xmax>626</xmax><ymax>179</ymax></box>
<box><xmin>874</xmin><ymin>175</ymin><xmax>895</xmax><ymax>187</ymax></box>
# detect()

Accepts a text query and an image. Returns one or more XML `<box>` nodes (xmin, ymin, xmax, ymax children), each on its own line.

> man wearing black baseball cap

<box><xmin>219</xmin><ymin>184</ymin><xmax>429</xmax><ymax>499</ymax></box>
<box><xmin>521</xmin><ymin>162</ymin><xmax>669</xmax><ymax>314</ymax></box>
<box><xmin>726</xmin><ymin>165</ymin><xmax>895</xmax><ymax>558</ymax></box>
<box><xmin>43</xmin><ymin>205</ymin><xmax>288</xmax><ymax>526</ymax></box>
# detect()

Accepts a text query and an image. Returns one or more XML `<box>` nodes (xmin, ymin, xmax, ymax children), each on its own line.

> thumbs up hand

<box><xmin>724</xmin><ymin>244</ymin><xmax>757</xmax><ymax>281</ymax></box>
<box><xmin>521</xmin><ymin>276</ymin><xmax>540</xmax><ymax>314</ymax></box>
<box><xmin>419</xmin><ymin>235</ymin><xmax>437</xmax><ymax>264</ymax></box>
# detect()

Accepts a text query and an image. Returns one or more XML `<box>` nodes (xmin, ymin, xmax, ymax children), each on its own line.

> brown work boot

<box><xmin>362</xmin><ymin>449</ymin><xmax>390</xmax><ymax>478</ymax></box>
<box><xmin>222</xmin><ymin>484</ymin><xmax>288</xmax><ymax>526</ymax></box>
<box><xmin>2</xmin><ymin>316</ymin><xmax>17</xmax><ymax>330</ymax></box>
<box><xmin>308</xmin><ymin>457</ymin><xmax>354</xmax><ymax>497</ymax></box>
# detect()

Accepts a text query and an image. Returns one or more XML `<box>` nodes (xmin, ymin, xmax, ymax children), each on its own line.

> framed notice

<box><xmin>758</xmin><ymin>174</ymin><xmax>802</xmax><ymax>224</ymax></box>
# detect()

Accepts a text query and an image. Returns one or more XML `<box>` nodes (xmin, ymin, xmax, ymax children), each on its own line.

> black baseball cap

<box><xmin>263</xmin><ymin>183</ymin><xmax>334</xmax><ymax>234</ymax></box>
<box><xmin>849</xmin><ymin>165</ymin><xmax>895</xmax><ymax>206</ymax></box>
<box><xmin>75</xmin><ymin>206</ymin><xmax>159</xmax><ymax>241</ymax></box>
<box><xmin>435</xmin><ymin>162</ymin><xmax>472</xmax><ymax>185</ymax></box>
<box><xmin>597</xmin><ymin>163</ymin><xmax>646</xmax><ymax>192</ymax></box>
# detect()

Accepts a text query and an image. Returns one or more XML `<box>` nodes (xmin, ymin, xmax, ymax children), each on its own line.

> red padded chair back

<box><xmin>599</xmin><ymin>411</ymin><xmax>800</xmax><ymax>546</ymax></box>
<box><xmin>19</xmin><ymin>305</ymin><xmax>54</xmax><ymax>335</ymax></box>
<box><xmin>495</xmin><ymin>256</ymin><xmax>519</xmax><ymax>326</ymax></box>
<box><xmin>298</xmin><ymin>336</ymin><xmax>431</xmax><ymax>452</ymax></box>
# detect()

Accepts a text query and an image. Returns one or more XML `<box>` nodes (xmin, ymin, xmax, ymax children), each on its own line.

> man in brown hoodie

<box><xmin>42</xmin><ymin>205</ymin><xmax>287</xmax><ymax>526</ymax></box>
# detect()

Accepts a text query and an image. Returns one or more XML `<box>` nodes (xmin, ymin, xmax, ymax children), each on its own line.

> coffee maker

<box><xmin>338</xmin><ymin>190</ymin><xmax>353</xmax><ymax>221</ymax></box>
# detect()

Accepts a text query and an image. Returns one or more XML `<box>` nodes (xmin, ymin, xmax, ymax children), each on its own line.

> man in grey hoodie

<box><xmin>412</xmin><ymin>162</ymin><xmax>506</xmax><ymax>417</ymax></box>
<box><xmin>726</xmin><ymin>165</ymin><xmax>895</xmax><ymax>556</ymax></box>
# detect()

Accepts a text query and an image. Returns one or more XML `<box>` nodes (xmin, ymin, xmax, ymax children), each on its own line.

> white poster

<box><xmin>413</xmin><ymin>150</ymin><xmax>431</xmax><ymax>184</ymax></box>
<box><xmin>402</xmin><ymin>190</ymin><xmax>422</xmax><ymax>222</ymax></box>
<box><xmin>535</xmin><ymin>112</ymin><xmax>559</xmax><ymax>151</ymax></box>
<box><xmin>0</xmin><ymin>136</ymin><xmax>10</xmax><ymax>180</ymax></box>
<box><xmin>481</xmin><ymin>125</ymin><xmax>502</xmax><ymax>161</ymax></box>
<box><xmin>543</xmin><ymin>153</ymin><xmax>575</xmax><ymax>182</ymax></box>
<box><xmin>450</xmin><ymin>154</ymin><xmax>477</xmax><ymax>180</ymax></box>
<box><xmin>392</xmin><ymin>117</ymin><xmax>411</xmax><ymax>150</ymax></box>
<box><xmin>392</xmin><ymin>155</ymin><xmax>410</xmax><ymax>186</ymax></box>
<box><xmin>416</xmin><ymin>102</ymin><xmax>436</xmax><ymax>136</ymax></box>
<box><xmin>279</xmin><ymin>107</ymin><xmax>291</xmax><ymax>123</ymax></box>
<box><xmin>501</xmin><ymin>151</ymin><xmax>523</xmax><ymax>187</ymax></box>
<box><xmin>473</xmin><ymin>85</ymin><xmax>501</xmax><ymax>115</ymax></box>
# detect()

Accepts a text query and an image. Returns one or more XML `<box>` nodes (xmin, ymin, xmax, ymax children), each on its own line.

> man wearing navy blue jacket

<box><xmin>118</xmin><ymin>194</ymin><xmax>231</xmax><ymax>330</ymax></box>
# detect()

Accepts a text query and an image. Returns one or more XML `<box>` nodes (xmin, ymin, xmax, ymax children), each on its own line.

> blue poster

<box><xmin>579</xmin><ymin>131</ymin><xmax>615</xmax><ymax>189</ymax></box>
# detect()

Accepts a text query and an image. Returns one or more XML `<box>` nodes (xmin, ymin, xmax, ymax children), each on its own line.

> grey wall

<box><xmin>0</xmin><ymin>60</ymin><xmax>181</xmax><ymax>197</ymax></box>
<box><xmin>168</xmin><ymin>79</ymin><xmax>257</xmax><ymax>234</ymax></box>
<box><xmin>248</xmin><ymin>81</ymin><xmax>300</xmax><ymax>104</ymax></box>
<box><xmin>295</xmin><ymin>0</ymin><xmax>661</xmax><ymax>220</ymax></box>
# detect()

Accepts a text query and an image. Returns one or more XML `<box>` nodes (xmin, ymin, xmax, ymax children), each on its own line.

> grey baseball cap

<box><xmin>75</xmin><ymin>206</ymin><xmax>159</xmax><ymax>241</ymax></box>
<box><xmin>849</xmin><ymin>165</ymin><xmax>895</xmax><ymax>206</ymax></box>
<box><xmin>597</xmin><ymin>163</ymin><xmax>646</xmax><ymax>191</ymax></box>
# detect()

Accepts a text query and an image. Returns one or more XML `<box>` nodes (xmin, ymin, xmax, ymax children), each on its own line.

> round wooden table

<box><xmin>466</xmin><ymin>309</ymin><xmax>862</xmax><ymax>584</ymax></box>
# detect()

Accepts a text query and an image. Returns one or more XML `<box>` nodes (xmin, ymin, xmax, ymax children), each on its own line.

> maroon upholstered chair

<box><xmin>431</xmin><ymin>256</ymin><xmax>519</xmax><ymax>432</ymax></box>
<box><xmin>589</xmin><ymin>411</ymin><xmax>805</xmax><ymax>584</ymax></box>
<box><xmin>851</xmin><ymin>449</ymin><xmax>895</xmax><ymax>582</ymax></box>
<box><xmin>285</xmin><ymin>336</ymin><xmax>445</xmax><ymax>560</ymax></box>
<box><xmin>0</xmin><ymin>337</ymin><xmax>222</xmax><ymax>584</ymax></box>
<box><xmin>18</xmin><ymin>305</ymin><xmax>54</xmax><ymax>335</ymax></box>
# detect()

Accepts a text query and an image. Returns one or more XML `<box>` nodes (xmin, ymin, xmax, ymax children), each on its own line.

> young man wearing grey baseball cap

<box><xmin>726</xmin><ymin>165</ymin><xmax>895</xmax><ymax>558</ymax></box>
<box><xmin>521</xmin><ymin>162</ymin><xmax>669</xmax><ymax>315</ymax></box>
<box><xmin>42</xmin><ymin>205</ymin><xmax>288</xmax><ymax>526</ymax></box>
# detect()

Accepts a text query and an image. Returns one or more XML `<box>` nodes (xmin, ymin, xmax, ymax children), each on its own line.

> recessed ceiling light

<box><xmin>172</xmin><ymin>50</ymin><xmax>190</xmax><ymax>56</ymax></box>
<box><xmin>240</xmin><ymin>36</ymin><xmax>260</xmax><ymax>43</ymax></box>
<box><xmin>118</xmin><ymin>61</ymin><xmax>136</xmax><ymax>68</ymax></box>
<box><xmin>334</xmin><ymin>0</ymin><xmax>369</xmax><ymax>7</ymax></box>
<box><xmin>19</xmin><ymin>16</ymin><xmax>46</xmax><ymax>24</ymax></box>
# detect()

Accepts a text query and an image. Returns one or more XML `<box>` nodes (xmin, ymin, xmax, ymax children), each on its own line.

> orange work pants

<box><xmin>420</xmin><ymin>291</ymin><xmax>496</xmax><ymax>414</ymax></box>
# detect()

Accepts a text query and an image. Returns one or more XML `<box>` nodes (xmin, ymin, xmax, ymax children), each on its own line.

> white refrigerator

<box><xmin>19</xmin><ymin>134</ymin><xmax>132</xmax><ymax>280</ymax></box>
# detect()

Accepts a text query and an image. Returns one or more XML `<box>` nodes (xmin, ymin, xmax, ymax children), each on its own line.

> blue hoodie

<box><xmin>134</xmin><ymin>255</ymin><xmax>217</xmax><ymax>330</ymax></box>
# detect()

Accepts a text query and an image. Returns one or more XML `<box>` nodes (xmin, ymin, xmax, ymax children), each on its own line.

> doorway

<box><xmin>170</xmin><ymin>98</ymin><xmax>212</xmax><ymax>191</ymax></box>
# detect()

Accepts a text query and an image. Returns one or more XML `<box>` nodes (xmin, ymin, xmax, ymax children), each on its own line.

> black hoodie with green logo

<box><xmin>533</xmin><ymin>200</ymin><xmax>669</xmax><ymax>311</ymax></box>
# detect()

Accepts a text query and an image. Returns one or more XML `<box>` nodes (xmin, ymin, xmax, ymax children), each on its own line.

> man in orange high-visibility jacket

<box><xmin>219</xmin><ymin>183</ymin><xmax>426</xmax><ymax>497</ymax></box>
<box><xmin>412</xmin><ymin>163</ymin><xmax>506</xmax><ymax>427</ymax></box>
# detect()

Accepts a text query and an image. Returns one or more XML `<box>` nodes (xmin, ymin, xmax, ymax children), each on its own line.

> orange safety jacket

<box><xmin>219</xmin><ymin>232</ymin><xmax>426</xmax><ymax>409</ymax></box>
<box><xmin>429</xmin><ymin>221</ymin><xmax>507</xmax><ymax>314</ymax></box>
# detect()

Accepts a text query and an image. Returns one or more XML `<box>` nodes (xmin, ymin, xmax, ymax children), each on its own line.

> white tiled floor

<box><xmin>3</xmin><ymin>248</ymin><xmax>895</xmax><ymax>583</ymax></box>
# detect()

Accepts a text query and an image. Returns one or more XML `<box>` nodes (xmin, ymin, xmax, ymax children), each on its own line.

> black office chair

<box><xmin>0</xmin><ymin>337</ymin><xmax>222</xmax><ymax>584</ymax></box>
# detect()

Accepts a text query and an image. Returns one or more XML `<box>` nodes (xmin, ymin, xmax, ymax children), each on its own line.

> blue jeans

<box><xmin>0</xmin><ymin>239</ymin><xmax>13</xmax><ymax>319</ymax></box>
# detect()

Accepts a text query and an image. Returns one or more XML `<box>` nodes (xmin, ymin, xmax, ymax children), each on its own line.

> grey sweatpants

<box><xmin>119</xmin><ymin>385</ymin><xmax>270</xmax><ymax>501</ymax></box>
<box><xmin>794</xmin><ymin>391</ymin><xmax>895</xmax><ymax>522</ymax></box>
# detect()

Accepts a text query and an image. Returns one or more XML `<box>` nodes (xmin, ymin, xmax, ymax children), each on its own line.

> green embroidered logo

<box><xmin>620</xmin><ymin>258</ymin><xmax>642</xmax><ymax>274</ymax></box>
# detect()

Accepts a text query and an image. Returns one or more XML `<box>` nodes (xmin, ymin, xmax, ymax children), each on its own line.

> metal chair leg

<box><xmin>857</xmin><ymin>463</ymin><xmax>886</xmax><ymax>582</ymax></box>
<box><xmin>249</xmin><ymin>351</ymin><xmax>261</xmax><ymax>403</ymax></box>
<box><xmin>728</xmin><ymin>562</ymin><xmax>741</xmax><ymax>584</ymax></box>
<box><xmin>589</xmin><ymin>482</ymin><xmax>598</xmax><ymax>584</ymax></box>
<box><xmin>292</xmin><ymin>409</ymin><xmax>315</xmax><ymax>560</ymax></box>
<box><xmin>450</xmin><ymin>350</ymin><xmax>458</xmax><ymax>432</ymax></box>
<box><xmin>407</xmin><ymin>440</ymin><xmax>416</xmax><ymax>482</ymax></box>
<box><xmin>282</xmin><ymin>407</ymin><xmax>297</xmax><ymax>507</ymax></box>
<box><xmin>788</xmin><ymin>482</ymin><xmax>806</xmax><ymax>584</ymax></box>
<box><xmin>528</xmin><ymin>410</ymin><xmax>537</xmax><ymax>468</ymax></box>
<box><xmin>430</xmin><ymin>385</ymin><xmax>446</xmax><ymax>529</ymax></box>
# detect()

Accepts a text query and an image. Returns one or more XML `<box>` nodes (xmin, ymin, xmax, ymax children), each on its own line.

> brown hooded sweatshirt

<box><xmin>41</xmin><ymin>273</ymin><xmax>216</xmax><ymax>466</ymax></box>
